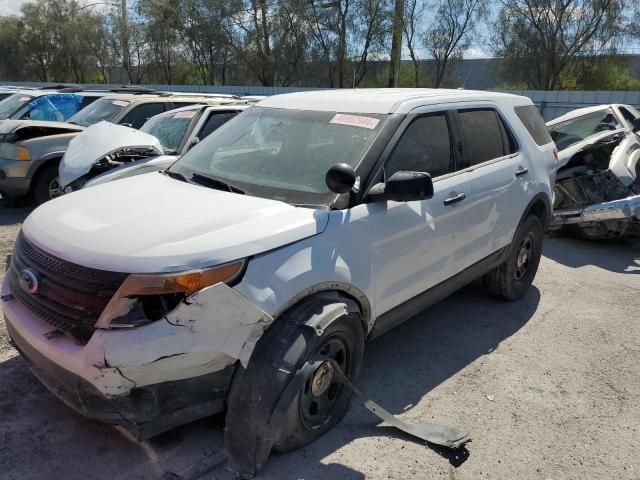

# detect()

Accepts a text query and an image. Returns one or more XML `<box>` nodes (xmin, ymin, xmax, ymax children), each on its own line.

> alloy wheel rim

<box><xmin>48</xmin><ymin>177</ymin><xmax>62</xmax><ymax>199</ymax></box>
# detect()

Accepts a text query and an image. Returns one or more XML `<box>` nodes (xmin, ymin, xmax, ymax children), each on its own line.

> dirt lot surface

<box><xmin>1</xmin><ymin>205</ymin><xmax>639</xmax><ymax>480</ymax></box>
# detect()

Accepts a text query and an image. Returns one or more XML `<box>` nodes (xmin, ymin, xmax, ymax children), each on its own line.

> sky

<box><xmin>0</xmin><ymin>0</ymin><xmax>26</xmax><ymax>15</ymax></box>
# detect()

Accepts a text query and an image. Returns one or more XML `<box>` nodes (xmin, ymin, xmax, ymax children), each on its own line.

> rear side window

<box><xmin>457</xmin><ymin>108</ymin><xmax>517</xmax><ymax>167</ymax></box>
<box><xmin>514</xmin><ymin>105</ymin><xmax>553</xmax><ymax>146</ymax></box>
<box><xmin>384</xmin><ymin>112</ymin><xmax>454</xmax><ymax>179</ymax></box>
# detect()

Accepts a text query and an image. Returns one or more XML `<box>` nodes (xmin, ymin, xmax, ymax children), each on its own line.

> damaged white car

<box><xmin>548</xmin><ymin>104</ymin><xmax>640</xmax><ymax>238</ymax></box>
<box><xmin>60</xmin><ymin>104</ymin><xmax>247</xmax><ymax>191</ymax></box>
<box><xmin>2</xmin><ymin>89</ymin><xmax>556</xmax><ymax>476</ymax></box>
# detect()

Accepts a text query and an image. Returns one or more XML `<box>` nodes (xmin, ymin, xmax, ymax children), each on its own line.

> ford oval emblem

<box><xmin>18</xmin><ymin>268</ymin><xmax>39</xmax><ymax>294</ymax></box>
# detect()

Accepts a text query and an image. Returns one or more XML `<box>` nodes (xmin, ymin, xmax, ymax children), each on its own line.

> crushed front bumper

<box><xmin>7</xmin><ymin>318</ymin><xmax>233</xmax><ymax>439</ymax></box>
<box><xmin>551</xmin><ymin>193</ymin><xmax>640</xmax><ymax>227</ymax></box>
<box><xmin>1</xmin><ymin>281</ymin><xmax>271</xmax><ymax>439</ymax></box>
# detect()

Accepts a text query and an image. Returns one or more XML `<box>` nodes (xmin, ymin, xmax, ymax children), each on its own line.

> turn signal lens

<box><xmin>17</xmin><ymin>147</ymin><xmax>30</xmax><ymax>161</ymax></box>
<box><xmin>96</xmin><ymin>261</ymin><xmax>245</xmax><ymax>328</ymax></box>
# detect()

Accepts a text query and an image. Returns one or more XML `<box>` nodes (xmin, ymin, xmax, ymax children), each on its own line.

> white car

<box><xmin>2</xmin><ymin>89</ymin><xmax>556</xmax><ymax>475</ymax></box>
<box><xmin>548</xmin><ymin>104</ymin><xmax>640</xmax><ymax>238</ymax></box>
<box><xmin>59</xmin><ymin>104</ymin><xmax>250</xmax><ymax>191</ymax></box>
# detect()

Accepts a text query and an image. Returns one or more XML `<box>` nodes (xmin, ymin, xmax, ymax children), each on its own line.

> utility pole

<box><xmin>387</xmin><ymin>0</ymin><xmax>404</xmax><ymax>88</ymax></box>
<box><xmin>121</xmin><ymin>0</ymin><xmax>130</xmax><ymax>84</ymax></box>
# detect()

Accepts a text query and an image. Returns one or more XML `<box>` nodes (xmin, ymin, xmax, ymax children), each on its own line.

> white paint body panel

<box><xmin>59</xmin><ymin>121</ymin><xmax>163</xmax><ymax>188</ymax></box>
<box><xmin>22</xmin><ymin>173</ymin><xmax>329</xmax><ymax>273</ymax></box>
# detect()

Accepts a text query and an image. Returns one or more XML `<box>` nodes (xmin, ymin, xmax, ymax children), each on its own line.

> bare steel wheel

<box><xmin>299</xmin><ymin>334</ymin><xmax>353</xmax><ymax>430</ymax></box>
<box><xmin>514</xmin><ymin>234</ymin><xmax>534</xmax><ymax>280</ymax></box>
<box><xmin>483</xmin><ymin>215</ymin><xmax>543</xmax><ymax>301</ymax></box>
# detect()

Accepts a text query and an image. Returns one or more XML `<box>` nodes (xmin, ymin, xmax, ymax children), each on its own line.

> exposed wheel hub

<box><xmin>311</xmin><ymin>361</ymin><xmax>334</xmax><ymax>397</ymax></box>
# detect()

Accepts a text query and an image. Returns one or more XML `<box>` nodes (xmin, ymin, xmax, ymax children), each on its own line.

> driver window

<box><xmin>619</xmin><ymin>107</ymin><xmax>638</xmax><ymax>124</ymax></box>
<box><xmin>384</xmin><ymin>112</ymin><xmax>454</xmax><ymax>180</ymax></box>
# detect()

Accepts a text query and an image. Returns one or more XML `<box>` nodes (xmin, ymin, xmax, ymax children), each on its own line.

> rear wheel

<box><xmin>483</xmin><ymin>215</ymin><xmax>543</xmax><ymax>300</ymax></box>
<box><xmin>32</xmin><ymin>165</ymin><xmax>62</xmax><ymax>205</ymax></box>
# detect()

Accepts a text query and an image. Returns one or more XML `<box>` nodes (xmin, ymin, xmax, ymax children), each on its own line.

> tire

<box><xmin>32</xmin><ymin>165</ymin><xmax>62</xmax><ymax>205</ymax></box>
<box><xmin>224</xmin><ymin>302</ymin><xmax>364</xmax><ymax>474</ymax></box>
<box><xmin>483</xmin><ymin>215</ymin><xmax>543</xmax><ymax>301</ymax></box>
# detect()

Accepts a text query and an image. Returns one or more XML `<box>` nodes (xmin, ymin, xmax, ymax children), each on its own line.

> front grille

<box><xmin>7</xmin><ymin>233</ymin><xmax>128</xmax><ymax>343</ymax></box>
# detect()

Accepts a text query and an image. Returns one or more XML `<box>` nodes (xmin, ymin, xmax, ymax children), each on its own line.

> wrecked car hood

<box><xmin>83</xmin><ymin>155</ymin><xmax>178</xmax><ymax>189</ymax></box>
<box><xmin>23</xmin><ymin>172</ymin><xmax>329</xmax><ymax>273</ymax></box>
<box><xmin>555</xmin><ymin>128</ymin><xmax>627</xmax><ymax>169</ymax></box>
<box><xmin>59</xmin><ymin>121</ymin><xmax>163</xmax><ymax>188</ymax></box>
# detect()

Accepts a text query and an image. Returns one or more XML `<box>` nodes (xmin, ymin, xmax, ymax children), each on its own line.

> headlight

<box><xmin>0</xmin><ymin>143</ymin><xmax>30</xmax><ymax>161</ymax></box>
<box><xmin>96</xmin><ymin>260</ymin><xmax>245</xmax><ymax>328</ymax></box>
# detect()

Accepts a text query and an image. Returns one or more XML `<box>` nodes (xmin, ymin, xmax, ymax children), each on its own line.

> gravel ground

<box><xmin>0</xmin><ymin>205</ymin><xmax>639</xmax><ymax>480</ymax></box>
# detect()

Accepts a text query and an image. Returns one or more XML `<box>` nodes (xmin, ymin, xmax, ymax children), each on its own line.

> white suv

<box><xmin>2</xmin><ymin>89</ymin><xmax>556</xmax><ymax>475</ymax></box>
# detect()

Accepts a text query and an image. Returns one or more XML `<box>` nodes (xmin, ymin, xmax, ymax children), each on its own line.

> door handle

<box><xmin>444</xmin><ymin>192</ymin><xmax>466</xmax><ymax>206</ymax></box>
<box><xmin>515</xmin><ymin>167</ymin><xmax>529</xmax><ymax>177</ymax></box>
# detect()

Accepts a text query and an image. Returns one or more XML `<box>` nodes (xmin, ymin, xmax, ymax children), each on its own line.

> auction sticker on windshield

<box><xmin>330</xmin><ymin>113</ymin><xmax>380</xmax><ymax>130</ymax></box>
<box><xmin>174</xmin><ymin>111</ymin><xmax>196</xmax><ymax>119</ymax></box>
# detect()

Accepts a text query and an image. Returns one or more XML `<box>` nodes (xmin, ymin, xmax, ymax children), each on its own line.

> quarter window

<box><xmin>458</xmin><ymin>108</ymin><xmax>516</xmax><ymax>167</ymax></box>
<box><xmin>384</xmin><ymin>112</ymin><xmax>454</xmax><ymax>179</ymax></box>
<box><xmin>514</xmin><ymin>105</ymin><xmax>553</xmax><ymax>146</ymax></box>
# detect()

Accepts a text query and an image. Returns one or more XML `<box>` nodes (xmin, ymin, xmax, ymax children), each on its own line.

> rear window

<box><xmin>515</xmin><ymin>105</ymin><xmax>553</xmax><ymax>146</ymax></box>
<box><xmin>458</xmin><ymin>108</ymin><xmax>517</xmax><ymax>167</ymax></box>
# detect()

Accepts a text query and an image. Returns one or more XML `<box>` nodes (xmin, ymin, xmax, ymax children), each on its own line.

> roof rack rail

<box><xmin>109</xmin><ymin>86</ymin><xmax>159</xmax><ymax>94</ymax></box>
<box><xmin>39</xmin><ymin>84</ymin><xmax>83</xmax><ymax>91</ymax></box>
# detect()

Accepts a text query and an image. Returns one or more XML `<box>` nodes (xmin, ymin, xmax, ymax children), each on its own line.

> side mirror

<box><xmin>366</xmin><ymin>171</ymin><xmax>434</xmax><ymax>203</ymax></box>
<box><xmin>326</xmin><ymin>163</ymin><xmax>356</xmax><ymax>194</ymax></box>
<box><xmin>632</xmin><ymin>118</ymin><xmax>640</xmax><ymax>132</ymax></box>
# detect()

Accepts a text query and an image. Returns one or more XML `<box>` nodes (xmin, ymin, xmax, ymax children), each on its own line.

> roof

<box><xmin>160</xmin><ymin>104</ymin><xmax>250</xmax><ymax>116</ymax></box>
<box><xmin>546</xmin><ymin>105</ymin><xmax>614</xmax><ymax>126</ymax></box>
<box><xmin>101</xmin><ymin>93</ymin><xmax>242</xmax><ymax>104</ymax></box>
<box><xmin>257</xmin><ymin>88</ymin><xmax>532</xmax><ymax>114</ymax></box>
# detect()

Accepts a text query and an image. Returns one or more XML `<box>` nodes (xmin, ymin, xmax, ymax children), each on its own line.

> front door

<box><xmin>366</xmin><ymin>110</ymin><xmax>476</xmax><ymax>317</ymax></box>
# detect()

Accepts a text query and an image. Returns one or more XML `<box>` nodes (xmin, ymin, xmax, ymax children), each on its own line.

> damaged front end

<box><xmin>59</xmin><ymin>121</ymin><xmax>164</xmax><ymax>192</ymax></box>
<box><xmin>2</xmin><ymin>236</ymin><xmax>273</xmax><ymax>439</ymax></box>
<box><xmin>551</xmin><ymin>130</ymin><xmax>640</xmax><ymax>238</ymax></box>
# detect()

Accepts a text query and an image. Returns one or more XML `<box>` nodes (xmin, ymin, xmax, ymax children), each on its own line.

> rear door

<box><xmin>452</xmin><ymin>106</ymin><xmax>528</xmax><ymax>262</ymax></box>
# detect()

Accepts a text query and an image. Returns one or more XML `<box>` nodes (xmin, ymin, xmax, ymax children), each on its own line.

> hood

<box><xmin>555</xmin><ymin>128</ymin><xmax>627</xmax><ymax>169</ymax></box>
<box><xmin>23</xmin><ymin>172</ymin><xmax>329</xmax><ymax>273</ymax></box>
<box><xmin>0</xmin><ymin>119</ymin><xmax>84</xmax><ymax>135</ymax></box>
<box><xmin>83</xmin><ymin>155</ymin><xmax>178</xmax><ymax>189</ymax></box>
<box><xmin>59</xmin><ymin>121</ymin><xmax>163</xmax><ymax>188</ymax></box>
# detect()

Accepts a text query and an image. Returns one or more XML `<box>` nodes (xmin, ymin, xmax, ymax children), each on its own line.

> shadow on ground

<box><xmin>0</xmin><ymin>273</ymin><xmax>540</xmax><ymax>480</ymax></box>
<box><xmin>544</xmin><ymin>233</ymin><xmax>640</xmax><ymax>274</ymax></box>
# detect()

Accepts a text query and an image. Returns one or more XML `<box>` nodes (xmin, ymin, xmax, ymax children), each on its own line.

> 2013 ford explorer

<box><xmin>2</xmin><ymin>89</ymin><xmax>556</xmax><ymax>476</ymax></box>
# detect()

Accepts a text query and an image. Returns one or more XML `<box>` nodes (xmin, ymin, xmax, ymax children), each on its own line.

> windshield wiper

<box><xmin>164</xmin><ymin>170</ymin><xmax>190</xmax><ymax>183</ymax></box>
<box><xmin>191</xmin><ymin>173</ymin><xmax>245</xmax><ymax>194</ymax></box>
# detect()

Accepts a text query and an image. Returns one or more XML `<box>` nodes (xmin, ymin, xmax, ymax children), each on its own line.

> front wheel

<box><xmin>483</xmin><ymin>215</ymin><xmax>543</xmax><ymax>300</ymax></box>
<box><xmin>224</xmin><ymin>303</ymin><xmax>364</xmax><ymax>475</ymax></box>
<box><xmin>32</xmin><ymin>165</ymin><xmax>62</xmax><ymax>205</ymax></box>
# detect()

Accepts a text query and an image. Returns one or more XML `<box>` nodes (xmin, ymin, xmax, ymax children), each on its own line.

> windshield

<box><xmin>140</xmin><ymin>109</ymin><xmax>195</xmax><ymax>153</ymax></box>
<box><xmin>170</xmin><ymin>107</ymin><xmax>389</xmax><ymax>204</ymax></box>
<box><xmin>0</xmin><ymin>94</ymin><xmax>34</xmax><ymax>120</ymax></box>
<box><xmin>549</xmin><ymin>108</ymin><xmax>622</xmax><ymax>150</ymax></box>
<box><xmin>68</xmin><ymin>97</ymin><xmax>129</xmax><ymax>127</ymax></box>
